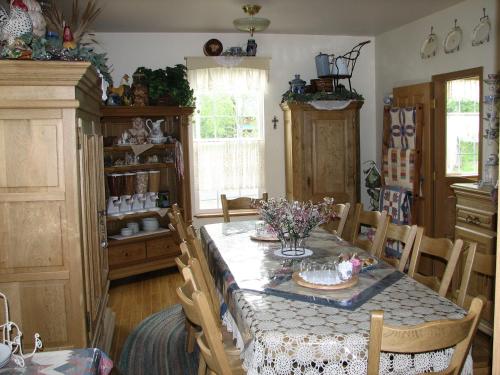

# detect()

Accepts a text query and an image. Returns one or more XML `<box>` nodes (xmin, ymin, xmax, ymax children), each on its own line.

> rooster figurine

<box><xmin>0</xmin><ymin>0</ymin><xmax>33</xmax><ymax>46</ymax></box>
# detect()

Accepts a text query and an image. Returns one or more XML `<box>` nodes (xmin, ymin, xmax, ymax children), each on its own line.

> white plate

<box><xmin>420</xmin><ymin>32</ymin><xmax>438</xmax><ymax>59</ymax></box>
<box><xmin>472</xmin><ymin>14</ymin><xmax>490</xmax><ymax>46</ymax></box>
<box><xmin>444</xmin><ymin>24</ymin><xmax>462</xmax><ymax>54</ymax></box>
<box><xmin>0</xmin><ymin>343</ymin><xmax>11</xmax><ymax>368</ymax></box>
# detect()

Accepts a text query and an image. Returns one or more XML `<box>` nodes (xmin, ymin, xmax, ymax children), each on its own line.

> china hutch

<box><xmin>0</xmin><ymin>61</ymin><xmax>114</xmax><ymax>351</ymax></box>
<box><xmin>100</xmin><ymin>106</ymin><xmax>193</xmax><ymax>280</ymax></box>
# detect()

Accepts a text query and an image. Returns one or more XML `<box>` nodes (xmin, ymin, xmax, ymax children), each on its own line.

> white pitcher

<box><xmin>146</xmin><ymin>119</ymin><xmax>165</xmax><ymax>138</ymax></box>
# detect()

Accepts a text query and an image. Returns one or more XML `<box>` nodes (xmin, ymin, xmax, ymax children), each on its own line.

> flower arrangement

<box><xmin>256</xmin><ymin>197</ymin><xmax>337</xmax><ymax>255</ymax></box>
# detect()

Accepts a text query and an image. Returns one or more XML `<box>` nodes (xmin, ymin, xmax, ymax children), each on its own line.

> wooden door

<box><xmin>432</xmin><ymin>68</ymin><xmax>483</xmax><ymax>239</ymax></box>
<box><xmin>393</xmin><ymin>83</ymin><xmax>433</xmax><ymax>235</ymax></box>
<box><xmin>302</xmin><ymin>106</ymin><xmax>360</xmax><ymax>206</ymax></box>
<box><xmin>78</xmin><ymin>116</ymin><xmax>109</xmax><ymax>345</ymax></box>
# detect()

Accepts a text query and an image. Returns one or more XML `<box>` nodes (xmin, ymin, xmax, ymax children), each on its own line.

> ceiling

<box><xmin>53</xmin><ymin>0</ymin><xmax>465</xmax><ymax>36</ymax></box>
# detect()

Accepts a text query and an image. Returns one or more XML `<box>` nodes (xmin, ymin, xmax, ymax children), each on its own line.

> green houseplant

<box><xmin>133</xmin><ymin>64</ymin><xmax>194</xmax><ymax>106</ymax></box>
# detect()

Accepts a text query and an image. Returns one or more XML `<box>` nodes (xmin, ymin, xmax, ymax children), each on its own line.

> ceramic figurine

<box><xmin>108</xmin><ymin>74</ymin><xmax>132</xmax><ymax>105</ymax></box>
<box><xmin>22</xmin><ymin>0</ymin><xmax>45</xmax><ymax>37</ymax></box>
<box><xmin>132</xmin><ymin>83</ymin><xmax>149</xmax><ymax>106</ymax></box>
<box><xmin>128</xmin><ymin>117</ymin><xmax>149</xmax><ymax>144</ymax></box>
<box><xmin>62</xmin><ymin>23</ymin><xmax>77</xmax><ymax>49</ymax></box>
<box><xmin>0</xmin><ymin>0</ymin><xmax>33</xmax><ymax>46</ymax></box>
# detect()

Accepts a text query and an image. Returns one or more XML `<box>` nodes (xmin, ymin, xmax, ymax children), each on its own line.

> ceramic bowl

<box><xmin>121</xmin><ymin>228</ymin><xmax>133</xmax><ymax>237</ymax></box>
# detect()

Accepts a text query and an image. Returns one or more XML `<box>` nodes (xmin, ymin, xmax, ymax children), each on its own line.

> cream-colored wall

<box><xmin>375</xmin><ymin>0</ymin><xmax>497</xmax><ymax>168</ymax></box>
<box><xmin>95</xmin><ymin>32</ymin><xmax>376</xmax><ymax>225</ymax></box>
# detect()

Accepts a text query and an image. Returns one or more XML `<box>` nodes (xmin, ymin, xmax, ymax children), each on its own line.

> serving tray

<box><xmin>292</xmin><ymin>272</ymin><xmax>358</xmax><ymax>290</ymax></box>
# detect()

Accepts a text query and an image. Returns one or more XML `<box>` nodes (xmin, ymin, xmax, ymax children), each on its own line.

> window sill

<box><xmin>194</xmin><ymin>208</ymin><xmax>260</xmax><ymax>219</ymax></box>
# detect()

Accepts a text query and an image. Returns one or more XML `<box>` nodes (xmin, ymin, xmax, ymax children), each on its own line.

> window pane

<box><xmin>214</xmin><ymin>117</ymin><xmax>237</xmax><ymax>138</ymax></box>
<box><xmin>445</xmin><ymin>77</ymin><xmax>480</xmax><ymax>176</ymax></box>
<box><xmin>198</xmin><ymin>95</ymin><xmax>213</xmax><ymax>116</ymax></box>
<box><xmin>214</xmin><ymin>95</ymin><xmax>236</xmax><ymax>116</ymax></box>
<box><xmin>200</xmin><ymin>117</ymin><xmax>215</xmax><ymax>138</ymax></box>
<box><xmin>239</xmin><ymin>116</ymin><xmax>257</xmax><ymax>138</ymax></box>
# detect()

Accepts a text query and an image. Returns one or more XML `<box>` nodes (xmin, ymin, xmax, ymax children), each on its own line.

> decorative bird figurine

<box><xmin>62</xmin><ymin>23</ymin><xmax>77</xmax><ymax>49</ymax></box>
<box><xmin>0</xmin><ymin>0</ymin><xmax>33</xmax><ymax>46</ymax></box>
<box><xmin>22</xmin><ymin>0</ymin><xmax>46</xmax><ymax>37</ymax></box>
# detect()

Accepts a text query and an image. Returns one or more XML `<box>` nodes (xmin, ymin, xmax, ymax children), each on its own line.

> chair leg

<box><xmin>198</xmin><ymin>356</ymin><xmax>207</xmax><ymax>375</ymax></box>
<box><xmin>186</xmin><ymin>322</ymin><xmax>197</xmax><ymax>353</ymax></box>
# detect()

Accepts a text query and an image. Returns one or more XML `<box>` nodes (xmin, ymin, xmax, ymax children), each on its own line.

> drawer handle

<box><xmin>465</xmin><ymin>215</ymin><xmax>480</xmax><ymax>225</ymax></box>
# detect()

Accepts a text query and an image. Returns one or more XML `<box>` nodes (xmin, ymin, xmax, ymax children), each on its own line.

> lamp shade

<box><xmin>233</xmin><ymin>4</ymin><xmax>270</xmax><ymax>36</ymax></box>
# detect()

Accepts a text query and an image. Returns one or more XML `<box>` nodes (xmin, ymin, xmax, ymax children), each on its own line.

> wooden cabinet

<box><xmin>101</xmin><ymin>106</ymin><xmax>193</xmax><ymax>280</ymax></box>
<box><xmin>452</xmin><ymin>183</ymin><xmax>496</xmax><ymax>332</ymax></box>
<box><xmin>281</xmin><ymin>101</ymin><xmax>362</xmax><ymax>208</ymax></box>
<box><xmin>0</xmin><ymin>61</ymin><xmax>114</xmax><ymax>352</ymax></box>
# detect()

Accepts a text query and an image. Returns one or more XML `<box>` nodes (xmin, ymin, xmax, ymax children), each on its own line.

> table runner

<box><xmin>201</xmin><ymin>221</ymin><xmax>473</xmax><ymax>375</ymax></box>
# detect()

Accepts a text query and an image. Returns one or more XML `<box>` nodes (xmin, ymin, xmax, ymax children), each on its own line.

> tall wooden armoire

<box><xmin>0</xmin><ymin>61</ymin><xmax>114</xmax><ymax>352</ymax></box>
<box><xmin>281</xmin><ymin>101</ymin><xmax>363</xmax><ymax>208</ymax></box>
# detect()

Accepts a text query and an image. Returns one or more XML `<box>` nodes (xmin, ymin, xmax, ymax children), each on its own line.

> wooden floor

<box><xmin>108</xmin><ymin>267</ymin><xmax>184</xmax><ymax>363</ymax></box>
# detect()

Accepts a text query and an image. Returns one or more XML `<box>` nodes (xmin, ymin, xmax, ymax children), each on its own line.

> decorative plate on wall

<box><xmin>472</xmin><ymin>8</ymin><xmax>490</xmax><ymax>46</ymax></box>
<box><xmin>203</xmin><ymin>39</ymin><xmax>223</xmax><ymax>56</ymax></box>
<box><xmin>444</xmin><ymin>19</ymin><xmax>462</xmax><ymax>54</ymax></box>
<box><xmin>420</xmin><ymin>26</ymin><xmax>438</xmax><ymax>59</ymax></box>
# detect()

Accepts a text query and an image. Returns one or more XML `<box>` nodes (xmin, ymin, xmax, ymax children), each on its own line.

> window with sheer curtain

<box><xmin>188</xmin><ymin>66</ymin><xmax>267</xmax><ymax>213</ymax></box>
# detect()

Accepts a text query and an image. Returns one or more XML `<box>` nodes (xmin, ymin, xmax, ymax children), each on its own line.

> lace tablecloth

<box><xmin>200</xmin><ymin>221</ymin><xmax>473</xmax><ymax>375</ymax></box>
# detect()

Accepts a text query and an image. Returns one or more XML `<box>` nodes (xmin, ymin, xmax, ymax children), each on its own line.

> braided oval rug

<box><xmin>118</xmin><ymin>304</ymin><xmax>199</xmax><ymax>375</ymax></box>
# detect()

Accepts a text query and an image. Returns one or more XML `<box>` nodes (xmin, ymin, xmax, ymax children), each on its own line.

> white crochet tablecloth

<box><xmin>201</xmin><ymin>221</ymin><xmax>473</xmax><ymax>375</ymax></box>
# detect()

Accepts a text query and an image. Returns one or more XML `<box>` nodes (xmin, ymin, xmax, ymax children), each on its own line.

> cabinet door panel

<box><xmin>78</xmin><ymin>116</ymin><xmax>108</xmax><ymax>342</ymax></box>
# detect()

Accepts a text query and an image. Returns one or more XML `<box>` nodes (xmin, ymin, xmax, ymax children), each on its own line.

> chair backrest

<box><xmin>193</xmin><ymin>290</ymin><xmax>234</xmax><ymax>374</ymax></box>
<box><xmin>408</xmin><ymin>229</ymin><xmax>463</xmax><ymax>297</ymax></box>
<box><xmin>382</xmin><ymin>224</ymin><xmax>419</xmax><ymax>272</ymax></box>
<box><xmin>220</xmin><ymin>192</ymin><xmax>268</xmax><ymax>222</ymax></box>
<box><xmin>174</xmin><ymin>242</ymin><xmax>193</xmax><ymax>273</ymax></box>
<box><xmin>351</xmin><ymin>203</ymin><xmax>390</xmax><ymax>257</ymax></box>
<box><xmin>457</xmin><ymin>243</ymin><xmax>495</xmax><ymax>333</ymax></box>
<box><xmin>322</xmin><ymin>203</ymin><xmax>351</xmax><ymax>237</ymax></box>
<box><xmin>188</xmin><ymin>258</ymin><xmax>220</xmax><ymax>325</ymax></box>
<box><xmin>367</xmin><ymin>297</ymin><xmax>483</xmax><ymax>375</ymax></box>
<box><xmin>175</xmin><ymin>267</ymin><xmax>200</xmax><ymax>326</ymax></box>
<box><xmin>167</xmin><ymin>209</ymin><xmax>188</xmax><ymax>242</ymax></box>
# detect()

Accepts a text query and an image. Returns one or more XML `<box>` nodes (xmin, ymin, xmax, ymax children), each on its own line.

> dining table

<box><xmin>200</xmin><ymin>220</ymin><xmax>473</xmax><ymax>375</ymax></box>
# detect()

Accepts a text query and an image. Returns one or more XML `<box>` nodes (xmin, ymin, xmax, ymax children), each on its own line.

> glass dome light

<box><xmin>233</xmin><ymin>4</ymin><xmax>270</xmax><ymax>36</ymax></box>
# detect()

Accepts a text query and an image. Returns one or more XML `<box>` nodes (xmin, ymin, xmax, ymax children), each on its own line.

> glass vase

<box><xmin>280</xmin><ymin>235</ymin><xmax>307</xmax><ymax>257</ymax></box>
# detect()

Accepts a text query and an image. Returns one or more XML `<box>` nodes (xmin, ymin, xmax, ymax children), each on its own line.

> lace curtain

<box><xmin>188</xmin><ymin>66</ymin><xmax>267</xmax><ymax>212</ymax></box>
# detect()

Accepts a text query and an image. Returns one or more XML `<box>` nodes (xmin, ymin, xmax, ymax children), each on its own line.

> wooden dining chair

<box><xmin>167</xmin><ymin>209</ymin><xmax>188</xmax><ymax>243</ymax></box>
<box><xmin>380</xmin><ymin>224</ymin><xmax>419</xmax><ymax>272</ymax></box>
<box><xmin>322</xmin><ymin>202</ymin><xmax>351</xmax><ymax>237</ymax></box>
<box><xmin>408</xmin><ymin>228</ymin><xmax>463</xmax><ymax>297</ymax></box>
<box><xmin>455</xmin><ymin>242</ymin><xmax>494</xmax><ymax>374</ymax></box>
<box><xmin>185</xmin><ymin>227</ymin><xmax>222</xmax><ymax>320</ymax></box>
<box><xmin>367</xmin><ymin>297</ymin><xmax>484</xmax><ymax>375</ymax></box>
<box><xmin>177</xmin><ymin>267</ymin><xmax>241</xmax><ymax>373</ymax></box>
<box><xmin>220</xmin><ymin>192</ymin><xmax>268</xmax><ymax>222</ymax></box>
<box><xmin>350</xmin><ymin>203</ymin><xmax>390</xmax><ymax>257</ymax></box>
<box><xmin>193</xmin><ymin>290</ymin><xmax>245</xmax><ymax>375</ymax></box>
<box><xmin>456</xmin><ymin>242</ymin><xmax>495</xmax><ymax>333</ymax></box>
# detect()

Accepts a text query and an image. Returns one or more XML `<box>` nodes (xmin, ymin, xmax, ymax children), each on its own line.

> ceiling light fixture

<box><xmin>233</xmin><ymin>4</ymin><xmax>270</xmax><ymax>37</ymax></box>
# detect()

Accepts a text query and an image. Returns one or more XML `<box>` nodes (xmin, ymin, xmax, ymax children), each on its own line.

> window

<box><xmin>188</xmin><ymin>66</ymin><xmax>267</xmax><ymax>213</ymax></box>
<box><xmin>445</xmin><ymin>77</ymin><xmax>481</xmax><ymax>176</ymax></box>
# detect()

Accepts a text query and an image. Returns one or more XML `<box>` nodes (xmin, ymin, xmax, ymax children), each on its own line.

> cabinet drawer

<box><xmin>108</xmin><ymin>243</ymin><xmax>146</xmax><ymax>266</ymax></box>
<box><xmin>146</xmin><ymin>237</ymin><xmax>179</xmax><ymax>259</ymax></box>
<box><xmin>456</xmin><ymin>207</ymin><xmax>495</xmax><ymax>231</ymax></box>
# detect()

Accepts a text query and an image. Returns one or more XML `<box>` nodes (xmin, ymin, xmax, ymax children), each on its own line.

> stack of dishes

<box><xmin>0</xmin><ymin>343</ymin><xmax>11</xmax><ymax>368</ymax></box>
<box><xmin>142</xmin><ymin>218</ymin><xmax>159</xmax><ymax>232</ymax></box>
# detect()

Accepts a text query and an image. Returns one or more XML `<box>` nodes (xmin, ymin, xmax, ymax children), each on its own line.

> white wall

<box><xmin>95</xmin><ymin>32</ymin><xmax>376</xmax><ymax>224</ymax></box>
<box><xmin>375</xmin><ymin>0</ymin><xmax>497</xmax><ymax>168</ymax></box>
